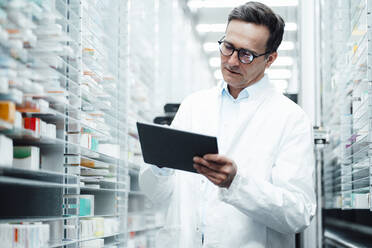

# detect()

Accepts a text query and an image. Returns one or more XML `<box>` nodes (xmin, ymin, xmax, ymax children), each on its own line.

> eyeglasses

<box><xmin>218</xmin><ymin>36</ymin><xmax>270</xmax><ymax>64</ymax></box>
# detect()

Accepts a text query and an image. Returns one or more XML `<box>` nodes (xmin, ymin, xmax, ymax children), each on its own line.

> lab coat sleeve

<box><xmin>219</xmin><ymin>116</ymin><xmax>316</xmax><ymax>234</ymax></box>
<box><xmin>139</xmin><ymin>98</ymin><xmax>192</xmax><ymax>205</ymax></box>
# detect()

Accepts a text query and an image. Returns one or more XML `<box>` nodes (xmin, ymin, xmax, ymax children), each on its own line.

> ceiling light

<box><xmin>214</xmin><ymin>69</ymin><xmax>223</xmax><ymax>80</ymax></box>
<box><xmin>209</xmin><ymin>57</ymin><xmax>220</xmax><ymax>67</ymax></box>
<box><xmin>279</xmin><ymin>41</ymin><xmax>295</xmax><ymax>50</ymax></box>
<box><xmin>267</xmin><ymin>69</ymin><xmax>292</xmax><ymax>79</ymax></box>
<box><xmin>271</xmin><ymin>80</ymin><xmax>289</xmax><ymax>92</ymax></box>
<box><xmin>272</xmin><ymin>56</ymin><xmax>294</xmax><ymax>66</ymax></box>
<box><xmin>196</xmin><ymin>24</ymin><xmax>226</xmax><ymax>33</ymax></box>
<box><xmin>285</xmin><ymin>22</ymin><xmax>297</xmax><ymax>31</ymax></box>
<box><xmin>204</xmin><ymin>42</ymin><xmax>219</xmax><ymax>52</ymax></box>
<box><xmin>188</xmin><ymin>0</ymin><xmax>298</xmax><ymax>8</ymax></box>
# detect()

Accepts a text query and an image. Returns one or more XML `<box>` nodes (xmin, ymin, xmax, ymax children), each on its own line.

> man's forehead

<box><xmin>225</xmin><ymin>20</ymin><xmax>269</xmax><ymax>51</ymax></box>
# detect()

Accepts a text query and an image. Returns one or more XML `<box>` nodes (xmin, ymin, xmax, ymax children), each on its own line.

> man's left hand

<box><xmin>193</xmin><ymin>154</ymin><xmax>237</xmax><ymax>188</ymax></box>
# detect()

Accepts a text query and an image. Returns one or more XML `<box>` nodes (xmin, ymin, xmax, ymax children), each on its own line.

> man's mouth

<box><xmin>225</xmin><ymin>67</ymin><xmax>240</xmax><ymax>75</ymax></box>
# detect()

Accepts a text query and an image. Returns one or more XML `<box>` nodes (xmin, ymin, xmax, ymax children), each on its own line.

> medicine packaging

<box><xmin>0</xmin><ymin>100</ymin><xmax>15</xmax><ymax>123</ymax></box>
<box><xmin>80</xmin><ymin>194</ymin><xmax>95</xmax><ymax>217</ymax></box>
<box><xmin>81</xmin><ymin>239</ymin><xmax>104</xmax><ymax>248</ymax></box>
<box><xmin>13</xmin><ymin>146</ymin><xmax>40</xmax><ymax>170</ymax></box>
<box><xmin>0</xmin><ymin>76</ymin><xmax>8</xmax><ymax>93</ymax></box>
<box><xmin>14</xmin><ymin>111</ymin><xmax>22</xmax><ymax>128</ymax></box>
<box><xmin>23</xmin><ymin>117</ymin><xmax>40</xmax><ymax>135</ymax></box>
<box><xmin>0</xmin><ymin>222</ymin><xmax>49</xmax><ymax>248</ymax></box>
<box><xmin>0</xmin><ymin>88</ymin><xmax>23</xmax><ymax>104</ymax></box>
<box><xmin>98</xmin><ymin>144</ymin><xmax>120</xmax><ymax>159</ymax></box>
<box><xmin>47</xmin><ymin>123</ymin><xmax>56</xmax><ymax>139</ymax></box>
<box><xmin>0</xmin><ymin>134</ymin><xmax>13</xmax><ymax>167</ymax></box>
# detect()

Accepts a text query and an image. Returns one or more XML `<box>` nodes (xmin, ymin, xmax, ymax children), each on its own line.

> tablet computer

<box><xmin>136</xmin><ymin>122</ymin><xmax>218</xmax><ymax>173</ymax></box>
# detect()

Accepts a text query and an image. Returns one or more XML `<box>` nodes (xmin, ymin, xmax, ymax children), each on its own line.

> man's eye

<box><xmin>224</xmin><ymin>43</ymin><xmax>234</xmax><ymax>50</ymax></box>
<box><xmin>241</xmin><ymin>50</ymin><xmax>253</xmax><ymax>56</ymax></box>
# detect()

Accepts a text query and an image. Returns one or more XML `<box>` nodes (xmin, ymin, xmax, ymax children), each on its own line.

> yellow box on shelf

<box><xmin>91</xmin><ymin>217</ymin><xmax>104</xmax><ymax>237</ymax></box>
<box><xmin>80</xmin><ymin>217</ymin><xmax>104</xmax><ymax>239</ymax></box>
<box><xmin>81</xmin><ymin>157</ymin><xmax>95</xmax><ymax>168</ymax></box>
<box><xmin>80</xmin><ymin>157</ymin><xmax>110</xmax><ymax>169</ymax></box>
<box><xmin>0</xmin><ymin>101</ymin><xmax>15</xmax><ymax>124</ymax></box>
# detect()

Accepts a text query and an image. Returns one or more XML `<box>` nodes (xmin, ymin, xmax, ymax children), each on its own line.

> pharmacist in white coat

<box><xmin>139</xmin><ymin>2</ymin><xmax>316</xmax><ymax>247</ymax></box>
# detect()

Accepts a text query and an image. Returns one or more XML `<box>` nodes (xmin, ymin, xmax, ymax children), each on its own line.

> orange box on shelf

<box><xmin>16</xmin><ymin>100</ymin><xmax>40</xmax><ymax>113</ymax></box>
<box><xmin>80</xmin><ymin>158</ymin><xmax>95</xmax><ymax>168</ymax></box>
<box><xmin>23</xmin><ymin>117</ymin><xmax>41</xmax><ymax>135</ymax></box>
<box><xmin>0</xmin><ymin>101</ymin><xmax>15</xmax><ymax>124</ymax></box>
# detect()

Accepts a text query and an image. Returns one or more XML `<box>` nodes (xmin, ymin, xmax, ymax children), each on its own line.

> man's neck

<box><xmin>228</xmin><ymin>74</ymin><xmax>265</xmax><ymax>99</ymax></box>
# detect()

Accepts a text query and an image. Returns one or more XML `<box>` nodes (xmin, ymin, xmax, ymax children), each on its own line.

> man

<box><xmin>139</xmin><ymin>2</ymin><xmax>316</xmax><ymax>247</ymax></box>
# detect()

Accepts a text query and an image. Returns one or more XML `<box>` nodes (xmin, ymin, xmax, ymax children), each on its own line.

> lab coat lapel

<box><xmin>225</xmin><ymin>90</ymin><xmax>272</xmax><ymax>156</ymax></box>
<box><xmin>202</xmin><ymin>87</ymin><xmax>221</xmax><ymax>137</ymax></box>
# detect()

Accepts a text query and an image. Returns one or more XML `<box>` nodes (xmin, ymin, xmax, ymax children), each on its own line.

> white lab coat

<box><xmin>139</xmin><ymin>77</ymin><xmax>316</xmax><ymax>248</ymax></box>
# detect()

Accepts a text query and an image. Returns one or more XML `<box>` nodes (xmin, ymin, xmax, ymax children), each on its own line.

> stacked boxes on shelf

<box><xmin>77</xmin><ymin>0</ymin><xmax>127</xmax><ymax>246</ymax></box>
<box><xmin>0</xmin><ymin>0</ymin><xmax>127</xmax><ymax>247</ymax></box>
<box><xmin>126</xmin><ymin>2</ymin><xmax>163</xmax><ymax>247</ymax></box>
<box><xmin>0</xmin><ymin>223</ymin><xmax>50</xmax><ymax>248</ymax></box>
<box><xmin>80</xmin><ymin>217</ymin><xmax>120</xmax><ymax>238</ymax></box>
<box><xmin>0</xmin><ymin>134</ymin><xmax>12</xmax><ymax>166</ymax></box>
<box><xmin>319</xmin><ymin>0</ymin><xmax>372</xmax><ymax>245</ymax></box>
<box><xmin>321</xmin><ymin>0</ymin><xmax>371</xmax><ymax>211</ymax></box>
<box><xmin>0</xmin><ymin>0</ymin><xmax>215</xmax><ymax>247</ymax></box>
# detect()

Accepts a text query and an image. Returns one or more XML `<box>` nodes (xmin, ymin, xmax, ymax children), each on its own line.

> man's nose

<box><xmin>227</xmin><ymin>50</ymin><xmax>240</xmax><ymax>67</ymax></box>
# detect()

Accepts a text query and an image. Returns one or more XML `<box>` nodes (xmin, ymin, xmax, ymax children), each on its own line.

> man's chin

<box><xmin>222</xmin><ymin>75</ymin><xmax>242</xmax><ymax>84</ymax></box>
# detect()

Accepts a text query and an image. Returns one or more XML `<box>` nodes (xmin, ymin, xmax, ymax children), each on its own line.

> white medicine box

<box><xmin>13</xmin><ymin>146</ymin><xmax>40</xmax><ymax>170</ymax></box>
<box><xmin>0</xmin><ymin>134</ymin><xmax>13</xmax><ymax>167</ymax></box>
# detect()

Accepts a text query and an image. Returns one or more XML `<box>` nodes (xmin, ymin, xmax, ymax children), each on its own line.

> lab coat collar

<box><xmin>219</xmin><ymin>74</ymin><xmax>271</xmax><ymax>99</ymax></box>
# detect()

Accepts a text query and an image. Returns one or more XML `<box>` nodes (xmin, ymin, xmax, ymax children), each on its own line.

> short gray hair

<box><xmin>228</xmin><ymin>1</ymin><xmax>285</xmax><ymax>54</ymax></box>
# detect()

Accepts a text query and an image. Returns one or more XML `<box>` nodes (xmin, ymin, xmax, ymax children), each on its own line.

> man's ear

<box><xmin>265</xmin><ymin>52</ymin><xmax>278</xmax><ymax>69</ymax></box>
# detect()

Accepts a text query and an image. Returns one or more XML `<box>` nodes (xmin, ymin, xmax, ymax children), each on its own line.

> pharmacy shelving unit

<box><xmin>0</xmin><ymin>0</ymin><xmax>127</xmax><ymax>247</ymax></box>
<box><xmin>124</xmin><ymin>1</ymin><xmax>166</xmax><ymax>247</ymax></box>
<box><xmin>0</xmin><ymin>0</ymin><xmax>215</xmax><ymax>247</ymax></box>
<box><xmin>321</xmin><ymin>0</ymin><xmax>372</xmax><ymax>246</ymax></box>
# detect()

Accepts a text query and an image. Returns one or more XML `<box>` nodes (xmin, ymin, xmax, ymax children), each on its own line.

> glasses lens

<box><xmin>238</xmin><ymin>49</ymin><xmax>253</xmax><ymax>64</ymax></box>
<box><xmin>219</xmin><ymin>42</ymin><xmax>234</xmax><ymax>56</ymax></box>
